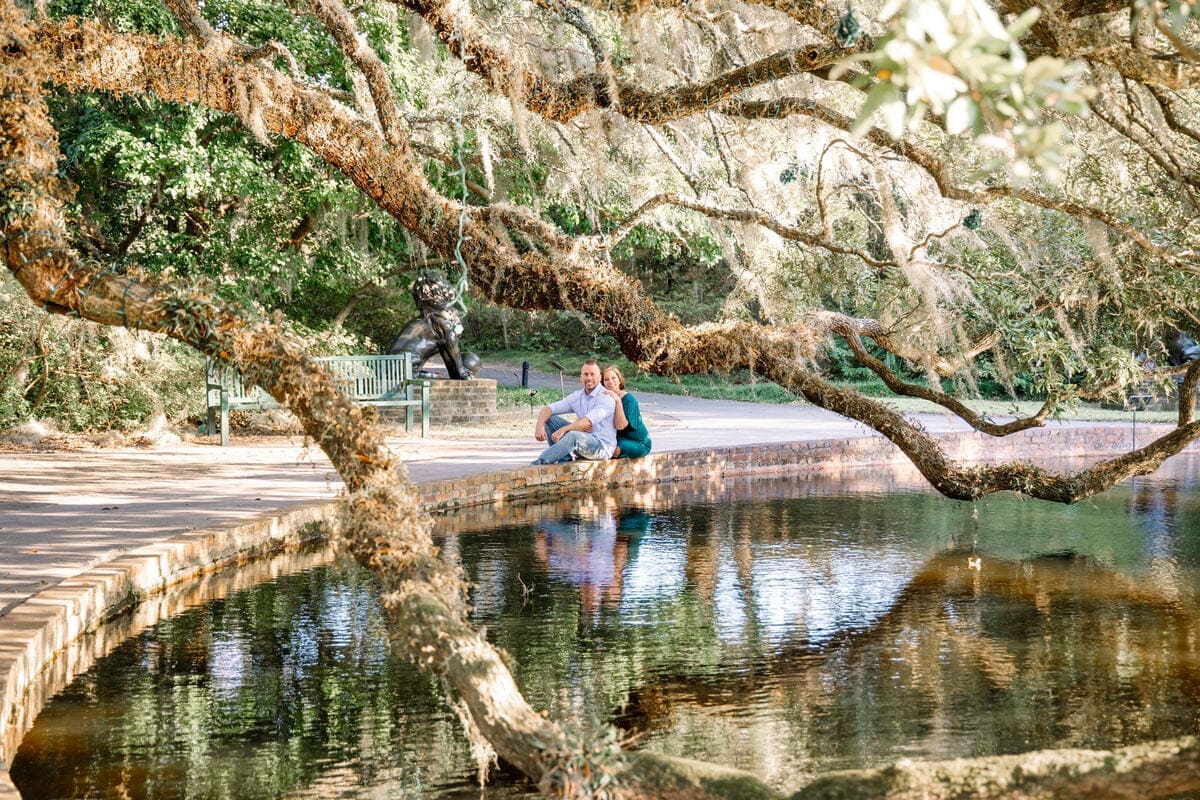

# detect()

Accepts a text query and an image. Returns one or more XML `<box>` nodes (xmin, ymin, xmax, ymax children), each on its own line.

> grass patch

<box><xmin>497</xmin><ymin>385</ymin><xmax>561</xmax><ymax>409</ymax></box>
<box><xmin>882</xmin><ymin>396</ymin><xmax>1179</xmax><ymax>424</ymax></box>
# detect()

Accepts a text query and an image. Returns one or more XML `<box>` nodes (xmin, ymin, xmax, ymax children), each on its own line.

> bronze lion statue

<box><xmin>386</xmin><ymin>272</ymin><xmax>481</xmax><ymax>379</ymax></box>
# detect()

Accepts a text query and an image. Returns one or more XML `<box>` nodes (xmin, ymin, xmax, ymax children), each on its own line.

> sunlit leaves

<box><xmin>1155</xmin><ymin>0</ymin><xmax>1200</xmax><ymax>33</ymax></box>
<box><xmin>840</xmin><ymin>0</ymin><xmax>1093</xmax><ymax>184</ymax></box>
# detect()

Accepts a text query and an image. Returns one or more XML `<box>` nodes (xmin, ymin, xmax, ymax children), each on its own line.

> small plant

<box><xmin>538</xmin><ymin>721</ymin><xmax>627</xmax><ymax>800</ymax></box>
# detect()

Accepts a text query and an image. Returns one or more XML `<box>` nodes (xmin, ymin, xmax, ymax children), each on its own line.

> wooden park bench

<box><xmin>205</xmin><ymin>354</ymin><xmax>431</xmax><ymax>446</ymax></box>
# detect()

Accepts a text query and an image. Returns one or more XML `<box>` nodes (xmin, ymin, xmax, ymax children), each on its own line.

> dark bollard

<box><xmin>521</xmin><ymin>360</ymin><xmax>530</xmax><ymax>388</ymax></box>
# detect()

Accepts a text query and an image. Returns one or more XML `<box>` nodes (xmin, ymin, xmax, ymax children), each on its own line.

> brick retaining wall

<box><xmin>418</xmin><ymin>424</ymin><xmax>1164</xmax><ymax>512</ymax></box>
<box><xmin>383</xmin><ymin>378</ymin><xmax>497</xmax><ymax>426</ymax></box>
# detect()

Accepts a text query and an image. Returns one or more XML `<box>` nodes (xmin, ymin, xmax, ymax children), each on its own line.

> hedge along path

<box><xmin>4</xmin><ymin>2</ymin><xmax>1200</xmax><ymax>797</ymax></box>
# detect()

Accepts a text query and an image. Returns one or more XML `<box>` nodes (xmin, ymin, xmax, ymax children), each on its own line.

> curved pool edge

<box><xmin>0</xmin><ymin>501</ymin><xmax>335</xmax><ymax>780</ymax></box>
<box><xmin>417</xmin><ymin>424</ymin><xmax>1157</xmax><ymax>512</ymax></box>
<box><xmin>0</xmin><ymin>423</ymin><xmax>1174</xmax><ymax>795</ymax></box>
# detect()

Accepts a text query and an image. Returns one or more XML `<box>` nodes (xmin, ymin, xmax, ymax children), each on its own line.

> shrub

<box><xmin>466</xmin><ymin>306</ymin><xmax>619</xmax><ymax>354</ymax></box>
<box><xmin>2</xmin><ymin>276</ymin><xmax>203</xmax><ymax>431</ymax></box>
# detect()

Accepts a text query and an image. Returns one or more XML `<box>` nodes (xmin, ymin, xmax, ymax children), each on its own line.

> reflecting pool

<box><xmin>14</xmin><ymin>457</ymin><xmax>1200</xmax><ymax>798</ymax></box>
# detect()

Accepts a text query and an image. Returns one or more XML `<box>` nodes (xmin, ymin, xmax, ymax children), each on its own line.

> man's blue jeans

<box><xmin>532</xmin><ymin>415</ymin><xmax>611</xmax><ymax>464</ymax></box>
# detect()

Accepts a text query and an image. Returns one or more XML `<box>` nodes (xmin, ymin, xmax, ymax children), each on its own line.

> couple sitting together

<box><xmin>531</xmin><ymin>359</ymin><xmax>652</xmax><ymax>465</ymax></box>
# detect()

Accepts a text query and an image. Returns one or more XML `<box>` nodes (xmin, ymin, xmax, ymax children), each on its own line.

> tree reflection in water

<box><xmin>14</xmin><ymin>461</ymin><xmax>1200</xmax><ymax>798</ymax></box>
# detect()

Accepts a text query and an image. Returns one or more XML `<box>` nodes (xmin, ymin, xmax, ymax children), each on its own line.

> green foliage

<box><xmin>612</xmin><ymin>219</ymin><xmax>723</xmax><ymax>270</ymax></box>
<box><xmin>546</xmin><ymin>204</ymin><xmax>596</xmax><ymax>235</ymax></box>
<box><xmin>53</xmin><ymin>0</ymin><xmax>354</xmax><ymax>83</ymax></box>
<box><xmin>465</xmin><ymin>308</ymin><xmax>620</xmax><ymax>354</ymax></box>
<box><xmin>0</xmin><ymin>279</ymin><xmax>382</xmax><ymax>435</ymax></box>
<box><xmin>45</xmin><ymin>0</ymin><xmax>420</xmax><ymax>348</ymax></box>
<box><xmin>48</xmin><ymin>80</ymin><xmax>418</xmax><ymax>352</ymax></box>
<box><xmin>0</xmin><ymin>374</ymin><xmax>30</xmax><ymax>431</ymax></box>
<box><xmin>632</xmin><ymin>369</ymin><xmax>799</xmax><ymax>403</ymax></box>
<box><xmin>50</xmin><ymin>0</ymin><xmax>177</xmax><ymax>32</ymax></box>
<box><xmin>974</xmin><ymin>354</ymin><xmax>1036</xmax><ymax>399</ymax></box>
<box><xmin>287</xmin><ymin>319</ymin><xmax>376</xmax><ymax>357</ymax></box>
<box><xmin>839</xmin><ymin>0</ymin><xmax>1092</xmax><ymax>183</ymax></box>
<box><xmin>819</xmin><ymin>336</ymin><xmax>883</xmax><ymax>385</ymax></box>
<box><xmin>818</xmin><ymin>337</ymin><xmax>943</xmax><ymax>398</ymax></box>
<box><xmin>328</xmin><ymin>284</ymin><xmax>414</xmax><ymax>353</ymax></box>
<box><xmin>610</xmin><ymin>234</ymin><xmax>728</xmax><ymax>325</ymax></box>
<box><xmin>0</xmin><ymin>277</ymin><xmax>203</xmax><ymax>431</ymax></box>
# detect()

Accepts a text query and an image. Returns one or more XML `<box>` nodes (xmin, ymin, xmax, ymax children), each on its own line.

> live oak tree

<box><xmin>5</xmin><ymin>0</ymin><xmax>1200</xmax><ymax>796</ymax></box>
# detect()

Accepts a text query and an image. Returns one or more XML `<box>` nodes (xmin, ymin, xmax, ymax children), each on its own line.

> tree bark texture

<box><xmin>794</xmin><ymin>736</ymin><xmax>1200</xmax><ymax>800</ymax></box>
<box><xmin>0</xmin><ymin>3</ymin><xmax>566</xmax><ymax>785</ymax></box>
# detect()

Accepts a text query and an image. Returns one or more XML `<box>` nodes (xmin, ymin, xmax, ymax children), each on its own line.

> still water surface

<box><xmin>14</xmin><ymin>460</ymin><xmax>1200</xmax><ymax>798</ymax></box>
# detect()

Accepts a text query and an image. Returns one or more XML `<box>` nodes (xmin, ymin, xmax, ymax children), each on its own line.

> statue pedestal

<box><xmin>384</xmin><ymin>378</ymin><xmax>496</xmax><ymax>428</ymax></box>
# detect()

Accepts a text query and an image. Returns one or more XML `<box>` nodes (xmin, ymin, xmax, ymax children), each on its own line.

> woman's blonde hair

<box><xmin>602</xmin><ymin>365</ymin><xmax>626</xmax><ymax>390</ymax></box>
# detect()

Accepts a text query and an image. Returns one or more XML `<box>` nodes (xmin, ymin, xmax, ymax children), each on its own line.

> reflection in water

<box><xmin>533</xmin><ymin>505</ymin><xmax>653</xmax><ymax>619</ymax></box>
<box><xmin>15</xmin><ymin>457</ymin><xmax>1200</xmax><ymax>798</ymax></box>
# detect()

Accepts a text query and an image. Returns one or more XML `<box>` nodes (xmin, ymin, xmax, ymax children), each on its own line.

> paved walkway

<box><xmin>0</xmin><ymin>365</ymin><xmax>976</xmax><ymax>620</ymax></box>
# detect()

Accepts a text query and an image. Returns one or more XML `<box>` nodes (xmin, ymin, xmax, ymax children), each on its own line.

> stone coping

<box><xmin>0</xmin><ymin>423</ymin><xmax>1182</xmax><ymax>797</ymax></box>
<box><xmin>419</xmin><ymin>423</ymin><xmax>1152</xmax><ymax>513</ymax></box>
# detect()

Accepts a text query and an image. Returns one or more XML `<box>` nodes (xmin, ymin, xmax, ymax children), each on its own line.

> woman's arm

<box><xmin>623</xmin><ymin>394</ymin><xmax>644</xmax><ymax>434</ymax></box>
<box><xmin>608</xmin><ymin>389</ymin><xmax>630</xmax><ymax>430</ymax></box>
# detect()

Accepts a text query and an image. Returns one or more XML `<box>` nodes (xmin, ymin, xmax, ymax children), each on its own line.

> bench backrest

<box><xmin>207</xmin><ymin>354</ymin><xmax>415</xmax><ymax>405</ymax></box>
<box><xmin>319</xmin><ymin>354</ymin><xmax>414</xmax><ymax>401</ymax></box>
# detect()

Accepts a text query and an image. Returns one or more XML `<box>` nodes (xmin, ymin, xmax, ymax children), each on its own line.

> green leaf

<box><xmin>945</xmin><ymin>95</ymin><xmax>978</xmax><ymax>135</ymax></box>
<box><xmin>852</xmin><ymin>82</ymin><xmax>900</xmax><ymax>137</ymax></box>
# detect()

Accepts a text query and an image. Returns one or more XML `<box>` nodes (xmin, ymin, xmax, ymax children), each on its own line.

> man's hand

<box><xmin>534</xmin><ymin>406</ymin><xmax>552</xmax><ymax>441</ymax></box>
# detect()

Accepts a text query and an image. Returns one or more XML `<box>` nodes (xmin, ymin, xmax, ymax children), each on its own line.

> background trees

<box><xmin>10</xmin><ymin>0</ymin><xmax>1200</xmax><ymax>442</ymax></box>
<box><xmin>15</xmin><ymin>0</ymin><xmax>1200</xmax><ymax>499</ymax></box>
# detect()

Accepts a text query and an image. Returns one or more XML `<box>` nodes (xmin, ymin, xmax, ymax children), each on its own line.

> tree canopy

<box><xmin>9</xmin><ymin>0</ymin><xmax>1200</xmax><ymax>499</ymax></box>
<box><xmin>5</xmin><ymin>0</ymin><xmax>1200</xmax><ymax>795</ymax></box>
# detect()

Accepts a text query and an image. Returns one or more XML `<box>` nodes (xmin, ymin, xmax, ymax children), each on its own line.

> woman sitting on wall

<box><xmin>601</xmin><ymin>365</ymin><xmax>652</xmax><ymax>459</ymax></box>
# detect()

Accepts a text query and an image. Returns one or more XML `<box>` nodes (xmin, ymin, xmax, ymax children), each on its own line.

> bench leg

<box><xmin>420</xmin><ymin>383</ymin><xmax>430</xmax><ymax>438</ymax></box>
<box><xmin>220</xmin><ymin>391</ymin><xmax>230</xmax><ymax>447</ymax></box>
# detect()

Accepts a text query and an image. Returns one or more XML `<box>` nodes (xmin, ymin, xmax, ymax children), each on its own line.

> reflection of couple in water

<box><xmin>533</xmin><ymin>504</ymin><xmax>653</xmax><ymax>617</ymax></box>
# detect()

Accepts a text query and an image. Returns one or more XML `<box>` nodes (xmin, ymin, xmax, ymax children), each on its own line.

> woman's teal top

<box><xmin>617</xmin><ymin>393</ymin><xmax>652</xmax><ymax>458</ymax></box>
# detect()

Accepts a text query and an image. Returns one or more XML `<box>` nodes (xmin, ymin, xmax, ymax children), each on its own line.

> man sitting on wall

<box><xmin>531</xmin><ymin>359</ymin><xmax>617</xmax><ymax>465</ymax></box>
